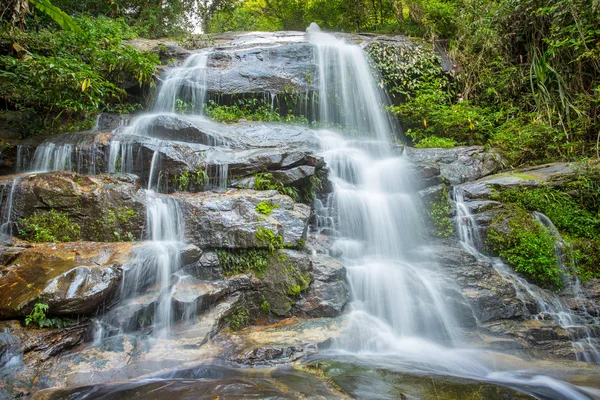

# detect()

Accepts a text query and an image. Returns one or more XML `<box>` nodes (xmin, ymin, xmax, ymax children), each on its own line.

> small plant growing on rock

<box><xmin>260</xmin><ymin>297</ymin><xmax>271</xmax><ymax>314</ymax></box>
<box><xmin>255</xmin><ymin>227</ymin><xmax>284</xmax><ymax>252</ymax></box>
<box><xmin>254</xmin><ymin>172</ymin><xmax>298</xmax><ymax>201</ymax></box>
<box><xmin>226</xmin><ymin>307</ymin><xmax>250</xmax><ymax>331</ymax></box>
<box><xmin>423</xmin><ymin>186</ymin><xmax>453</xmax><ymax>238</ymax></box>
<box><xmin>19</xmin><ymin>209</ymin><xmax>81</xmax><ymax>243</ymax></box>
<box><xmin>25</xmin><ymin>302</ymin><xmax>72</xmax><ymax>329</ymax></box>
<box><xmin>255</xmin><ymin>201</ymin><xmax>279</xmax><ymax>216</ymax></box>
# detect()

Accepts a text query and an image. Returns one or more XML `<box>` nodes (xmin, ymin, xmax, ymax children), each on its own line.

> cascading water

<box><xmin>454</xmin><ymin>187</ymin><xmax>600</xmax><ymax>363</ymax></box>
<box><xmin>309</xmin><ymin>24</ymin><xmax>600</xmax><ymax>398</ymax></box>
<box><xmin>0</xmin><ymin>178</ymin><xmax>19</xmax><ymax>242</ymax></box>
<box><xmin>308</xmin><ymin>24</ymin><xmax>464</xmax><ymax>348</ymax></box>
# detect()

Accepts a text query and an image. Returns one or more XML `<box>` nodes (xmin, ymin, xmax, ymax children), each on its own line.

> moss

<box><xmin>283</xmin><ymin>266</ymin><xmax>311</xmax><ymax>296</ymax></box>
<box><xmin>299</xmin><ymin>174</ymin><xmax>324</xmax><ymax>204</ymax></box>
<box><xmin>486</xmin><ymin>206</ymin><xmax>563</xmax><ymax>290</ymax></box>
<box><xmin>226</xmin><ymin>306</ymin><xmax>250</xmax><ymax>331</ymax></box>
<box><xmin>19</xmin><ymin>209</ymin><xmax>81</xmax><ymax>243</ymax></box>
<box><xmin>424</xmin><ymin>186</ymin><xmax>453</xmax><ymax>238</ymax></box>
<box><xmin>260</xmin><ymin>297</ymin><xmax>271</xmax><ymax>314</ymax></box>
<box><xmin>255</xmin><ymin>201</ymin><xmax>279</xmax><ymax>215</ymax></box>
<box><xmin>172</xmin><ymin>168</ymin><xmax>209</xmax><ymax>192</ymax></box>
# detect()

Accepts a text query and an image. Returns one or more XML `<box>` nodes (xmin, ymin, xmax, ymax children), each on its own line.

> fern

<box><xmin>30</xmin><ymin>0</ymin><xmax>82</xmax><ymax>33</ymax></box>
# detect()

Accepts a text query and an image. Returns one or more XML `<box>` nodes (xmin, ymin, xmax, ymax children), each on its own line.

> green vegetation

<box><xmin>424</xmin><ymin>186</ymin><xmax>453</xmax><ymax>238</ymax></box>
<box><xmin>217</xmin><ymin>249</ymin><xmax>271</xmax><ymax>277</ymax></box>
<box><xmin>255</xmin><ymin>226</ymin><xmax>285</xmax><ymax>253</ymax></box>
<box><xmin>19</xmin><ymin>209</ymin><xmax>81</xmax><ymax>242</ymax></box>
<box><xmin>172</xmin><ymin>168</ymin><xmax>209</xmax><ymax>192</ymax></box>
<box><xmin>283</xmin><ymin>266</ymin><xmax>311</xmax><ymax>296</ymax></box>
<box><xmin>226</xmin><ymin>306</ymin><xmax>250</xmax><ymax>331</ymax></box>
<box><xmin>25</xmin><ymin>301</ymin><xmax>72</xmax><ymax>328</ymax></box>
<box><xmin>490</xmin><ymin>172</ymin><xmax>600</xmax><ymax>281</ymax></box>
<box><xmin>256</xmin><ymin>201</ymin><xmax>280</xmax><ymax>216</ymax></box>
<box><xmin>260</xmin><ymin>297</ymin><xmax>271</xmax><ymax>314</ymax></box>
<box><xmin>487</xmin><ymin>206</ymin><xmax>563</xmax><ymax>290</ymax></box>
<box><xmin>1</xmin><ymin>16</ymin><xmax>159</xmax><ymax>136</ymax></box>
<box><xmin>254</xmin><ymin>172</ymin><xmax>298</xmax><ymax>201</ymax></box>
<box><xmin>204</xmin><ymin>99</ymin><xmax>308</xmax><ymax>125</ymax></box>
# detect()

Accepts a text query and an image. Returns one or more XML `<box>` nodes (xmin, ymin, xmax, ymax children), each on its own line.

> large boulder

<box><xmin>176</xmin><ymin>189</ymin><xmax>310</xmax><ymax>249</ymax></box>
<box><xmin>0</xmin><ymin>242</ymin><xmax>137</xmax><ymax>318</ymax></box>
<box><xmin>405</xmin><ymin>146</ymin><xmax>504</xmax><ymax>184</ymax></box>
<box><xmin>0</xmin><ymin>172</ymin><xmax>146</xmax><ymax>242</ymax></box>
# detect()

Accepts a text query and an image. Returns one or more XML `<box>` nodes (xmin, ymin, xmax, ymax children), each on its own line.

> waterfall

<box><xmin>308</xmin><ymin>25</ymin><xmax>464</xmax><ymax>349</ymax></box>
<box><xmin>307</xmin><ymin>23</ymin><xmax>395</xmax><ymax>142</ymax></box>
<box><xmin>153</xmin><ymin>52</ymin><xmax>209</xmax><ymax>114</ymax></box>
<box><xmin>0</xmin><ymin>178</ymin><xmax>19</xmax><ymax>242</ymax></box>
<box><xmin>454</xmin><ymin>188</ymin><xmax>600</xmax><ymax>363</ymax></box>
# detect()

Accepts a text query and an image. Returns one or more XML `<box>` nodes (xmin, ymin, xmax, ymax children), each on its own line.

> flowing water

<box><xmin>307</xmin><ymin>24</ymin><xmax>600</xmax><ymax>398</ymax></box>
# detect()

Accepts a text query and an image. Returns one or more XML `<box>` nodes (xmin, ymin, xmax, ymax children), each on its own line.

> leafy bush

<box><xmin>19</xmin><ymin>209</ymin><xmax>81</xmax><ymax>242</ymax></box>
<box><xmin>0</xmin><ymin>16</ymin><xmax>159</xmax><ymax>136</ymax></box>
<box><xmin>486</xmin><ymin>207</ymin><xmax>563</xmax><ymax>290</ymax></box>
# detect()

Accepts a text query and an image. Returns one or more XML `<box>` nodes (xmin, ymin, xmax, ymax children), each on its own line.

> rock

<box><xmin>296</xmin><ymin>255</ymin><xmax>348</xmax><ymax>317</ymax></box>
<box><xmin>0</xmin><ymin>172</ymin><xmax>146</xmax><ymax>242</ymax></box>
<box><xmin>0</xmin><ymin>242</ymin><xmax>136</xmax><ymax>318</ymax></box>
<box><xmin>124</xmin><ymin>39</ymin><xmax>188</xmax><ymax>63</ymax></box>
<box><xmin>176</xmin><ymin>189</ymin><xmax>309</xmax><ymax>249</ymax></box>
<box><xmin>172</xmin><ymin>277</ymin><xmax>228</xmax><ymax>318</ymax></box>
<box><xmin>434</xmin><ymin>241</ymin><xmax>532</xmax><ymax>323</ymax></box>
<box><xmin>270</xmin><ymin>165</ymin><xmax>315</xmax><ymax>187</ymax></box>
<box><xmin>405</xmin><ymin>146</ymin><xmax>504</xmax><ymax>184</ymax></box>
<box><xmin>94</xmin><ymin>113</ymin><xmax>130</xmax><ymax>132</ymax></box>
<box><xmin>182</xmin><ymin>250</ymin><xmax>223</xmax><ymax>281</ymax></box>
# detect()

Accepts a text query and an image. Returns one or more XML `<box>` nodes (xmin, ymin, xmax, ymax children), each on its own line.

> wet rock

<box><xmin>94</xmin><ymin>113</ymin><xmax>130</xmax><ymax>132</ymax></box>
<box><xmin>177</xmin><ymin>189</ymin><xmax>309</xmax><ymax>249</ymax></box>
<box><xmin>0</xmin><ymin>242</ymin><xmax>137</xmax><ymax>318</ymax></box>
<box><xmin>172</xmin><ymin>277</ymin><xmax>228</xmax><ymax>318</ymax></box>
<box><xmin>124</xmin><ymin>38</ymin><xmax>188</xmax><ymax>63</ymax></box>
<box><xmin>405</xmin><ymin>146</ymin><xmax>504</xmax><ymax>184</ymax></box>
<box><xmin>181</xmin><ymin>250</ymin><xmax>223</xmax><ymax>281</ymax></box>
<box><xmin>435</xmin><ymin>241</ymin><xmax>532</xmax><ymax>323</ymax></box>
<box><xmin>296</xmin><ymin>255</ymin><xmax>348</xmax><ymax>317</ymax></box>
<box><xmin>0</xmin><ymin>172</ymin><xmax>146</xmax><ymax>242</ymax></box>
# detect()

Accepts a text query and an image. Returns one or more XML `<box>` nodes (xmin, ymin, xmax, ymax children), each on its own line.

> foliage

<box><xmin>25</xmin><ymin>301</ymin><xmax>72</xmax><ymax>328</ymax></box>
<box><xmin>414</xmin><ymin>135</ymin><xmax>457</xmax><ymax>148</ymax></box>
<box><xmin>254</xmin><ymin>172</ymin><xmax>298</xmax><ymax>201</ymax></box>
<box><xmin>172</xmin><ymin>168</ymin><xmax>208</xmax><ymax>192</ymax></box>
<box><xmin>255</xmin><ymin>226</ymin><xmax>284</xmax><ymax>252</ymax></box>
<box><xmin>256</xmin><ymin>201</ymin><xmax>279</xmax><ymax>215</ymax></box>
<box><xmin>490</xmin><ymin>186</ymin><xmax>600</xmax><ymax>240</ymax></box>
<box><xmin>423</xmin><ymin>186</ymin><xmax>453</xmax><ymax>238</ymax></box>
<box><xmin>29</xmin><ymin>0</ymin><xmax>82</xmax><ymax>33</ymax></box>
<box><xmin>283</xmin><ymin>266</ymin><xmax>311</xmax><ymax>296</ymax></box>
<box><xmin>19</xmin><ymin>209</ymin><xmax>81</xmax><ymax>242</ymax></box>
<box><xmin>0</xmin><ymin>16</ymin><xmax>159</xmax><ymax>136</ymax></box>
<box><xmin>567</xmin><ymin>236</ymin><xmax>600</xmax><ymax>281</ymax></box>
<box><xmin>300</xmin><ymin>174</ymin><xmax>323</xmax><ymax>204</ymax></box>
<box><xmin>226</xmin><ymin>306</ymin><xmax>250</xmax><ymax>331</ymax></box>
<box><xmin>260</xmin><ymin>296</ymin><xmax>271</xmax><ymax>314</ymax></box>
<box><xmin>203</xmin><ymin>99</ymin><xmax>308</xmax><ymax>125</ymax></box>
<box><xmin>217</xmin><ymin>249</ymin><xmax>270</xmax><ymax>277</ymax></box>
<box><xmin>487</xmin><ymin>207</ymin><xmax>563</xmax><ymax>290</ymax></box>
<box><xmin>367</xmin><ymin>42</ymin><xmax>447</xmax><ymax>103</ymax></box>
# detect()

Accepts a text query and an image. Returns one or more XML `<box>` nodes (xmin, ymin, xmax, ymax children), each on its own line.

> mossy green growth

<box><xmin>255</xmin><ymin>201</ymin><xmax>279</xmax><ymax>216</ymax></box>
<box><xmin>424</xmin><ymin>186</ymin><xmax>453</xmax><ymax>238</ymax></box>
<box><xmin>260</xmin><ymin>297</ymin><xmax>271</xmax><ymax>314</ymax></box>
<box><xmin>172</xmin><ymin>168</ymin><xmax>209</xmax><ymax>192</ymax></box>
<box><xmin>254</xmin><ymin>172</ymin><xmax>298</xmax><ymax>201</ymax></box>
<box><xmin>491</xmin><ymin>186</ymin><xmax>600</xmax><ymax>241</ymax></box>
<box><xmin>226</xmin><ymin>306</ymin><xmax>250</xmax><ymax>331</ymax></box>
<box><xmin>300</xmin><ymin>174</ymin><xmax>323</xmax><ymax>204</ymax></box>
<box><xmin>283</xmin><ymin>266</ymin><xmax>311</xmax><ymax>296</ymax></box>
<box><xmin>216</xmin><ymin>249</ymin><xmax>270</xmax><ymax>277</ymax></box>
<box><xmin>255</xmin><ymin>226</ymin><xmax>285</xmax><ymax>252</ymax></box>
<box><xmin>19</xmin><ymin>209</ymin><xmax>81</xmax><ymax>243</ymax></box>
<box><xmin>486</xmin><ymin>207</ymin><xmax>563</xmax><ymax>290</ymax></box>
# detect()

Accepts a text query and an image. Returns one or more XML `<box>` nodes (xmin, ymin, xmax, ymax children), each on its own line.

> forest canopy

<box><xmin>1</xmin><ymin>0</ymin><xmax>599</xmax><ymax>166</ymax></box>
